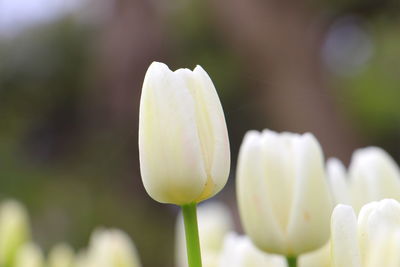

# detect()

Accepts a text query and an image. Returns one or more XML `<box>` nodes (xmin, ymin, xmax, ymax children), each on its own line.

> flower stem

<box><xmin>181</xmin><ymin>203</ymin><xmax>202</xmax><ymax>267</ymax></box>
<box><xmin>286</xmin><ymin>256</ymin><xmax>297</xmax><ymax>267</ymax></box>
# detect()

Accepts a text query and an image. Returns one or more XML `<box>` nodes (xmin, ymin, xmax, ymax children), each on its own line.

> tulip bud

<box><xmin>327</xmin><ymin>147</ymin><xmax>400</xmax><ymax>212</ymax></box>
<box><xmin>236</xmin><ymin>130</ymin><xmax>332</xmax><ymax>256</ymax></box>
<box><xmin>219</xmin><ymin>233</ymin><xmax>286</xmax><ymax>267</ymax></box>
<box><xmin>139</xmin><ymin>62</ymin><xmax>230</xmax><ymax>205</ymax></box>
<box><xmin>86</xmin><ymin>228</ymin><xmax>142</xmax><ymax>267</ymax></box>
<box><xmin>14</xmin><ymin>243</ymin><xmax>44</xmax><ymax>267</ymax></box>
<box><xmin>175</xmin><ymin>201</ymin><xmax>233</xmax><ymax>267</ymax></box>
<box><xmin>74</xmin><ymin>250</ymin><xmax>90</xmax><ymax>267</ymax></box>
<box><xmin>349</xmin><ymin>147</ymin><xmax>400</xmax><ymax>211</ymax></box>
<box><xmin>331</xmin><ymin>199</ymin><xmax>400</xmax><ymax>267</ymax></box>
<box><xmin>330</xmin><ymin>204</ymin><xmax>360</xmax><ymax>267</ymax></box>
<box><xmin>0</xmin><ymin>200</ymin><xmax>31</xmax><ymax>267</ymax></box>
<box><xmin>48</xmin><ymin>243</ymin><xmax>75</xmax><ymax>267</ymax></box>
<box><xmin>326</xmin><ymin>158</ymin><xmax>351</xmax><ymax>206</ymax></box>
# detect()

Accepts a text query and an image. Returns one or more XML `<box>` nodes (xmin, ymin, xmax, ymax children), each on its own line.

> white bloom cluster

<box><xmin>139</xmin><ymin>62</ymin><xmax>400</xmax><ymax>267</ymax></box>
<box><xmin>0</xmin><ymin>199</ymin><xmax>142</xmax><ymax>267</ymax></box>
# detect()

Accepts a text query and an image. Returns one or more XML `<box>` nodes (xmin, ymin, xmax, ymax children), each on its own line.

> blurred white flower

<box><xmin>236</xmin><ymin>130</ymin><xmax>332</xmax><ymax>256</ymax></box>
<box><xmin>298</xmin><ymin>243</ymin><xmax>331</xmax><ymax>267</ymax></box>
<box><xmin>326</xmin><ymin>158</ymin><xmax>351</xmax><ymax>206</ymax></box>
<box><xmin>86</xmin><ymin>228</ymin><xmax>142</xmax><ymax>267</ymax></box>
<box><xmin>0</xmin><ymin>200</ymin><xmax>31</xmax><ymax>266</ymax></box>
<box><xmin>304</xmin><ymin>147</ymin><xmax>400</xmax><ymax>267</ymax></box>
<box><xmin>327</xmin><ymin>147</ymin><xmax>400</xmax><ymax>211</ymax></box>
<box><xmin>331</xmin><ymin>199</ymin><xmax>400</xmax><ymax>267</ymax></box>
<box><xmin>219</xmin><ymin>233</ymin><xmax>286</xmax><ymax>267</ymax></box>
<box><xmin>139</xmin><ymin>62</ymin><xmax>230</xmax><ymax>205</ymax></box>
<box><xmin>47</xmin><ymin>243</ymin><xmax>75</xmax><ymax>267</ymax></box>
<box><xmin>14</xmin><ymin>242</ymin><xmax>44</xmax><ymax>267</ymax></box>
<box><xmin>73</xmin><ymin>250</ymin><xmax>91</xmax><ymax>267</ymax></box>
<box><xmin>176</xmin><ymin>201</ymin><xmax>234</xmax><ymax>267</ymax></box>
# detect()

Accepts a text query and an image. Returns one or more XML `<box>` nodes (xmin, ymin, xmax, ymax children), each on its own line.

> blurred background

<box><xmin>0</xmin><ymin>0</ymin><xmax>399</xmax><ymax>266</ymax></box>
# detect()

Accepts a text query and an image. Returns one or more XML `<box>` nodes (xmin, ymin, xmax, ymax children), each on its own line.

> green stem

<box><xmin>181</xmin><ymin>203</ymin><xmax>202</xmax><ymax>267</ymax></box>
<box><xmin>286</xmin><ymin>256</ymin><xmax>297</xmax><ymax>267</ymax></box>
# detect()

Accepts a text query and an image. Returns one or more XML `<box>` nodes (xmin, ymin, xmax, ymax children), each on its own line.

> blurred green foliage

<box><xmin>0</xmin><ymin>19</ymin><xmax>174</xmax><ymax>267</ymax></box>
<box><xmin>339</xmin><ymin>18</ymin><xmax>400</xmax><ymax>146</ymax></box>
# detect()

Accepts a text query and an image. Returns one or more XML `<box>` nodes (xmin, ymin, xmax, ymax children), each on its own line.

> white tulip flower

<box><xmin>139</xmin><ymin>62</ymin><xmax>230</xmax><ymax>205</ymax></box>
<box><xmin>219</xmin><ymin>233</ymin><xmax>286</xmax><ymax>267</ymax></box>
<box><xmin>73</xmin><ymin>250</ymin><xmax>91</xmax><ymax>267</ymax></box>
<box><xmin>327</xmin><ymin>147</ymin><xmax>400</xmax><ymax>211</ymax></box>
<box><xmin>176</xmin><ymin>201</ymin><xmax>234</xmax><ymax>267</ymax></box>
<box><xmin>316</xmin><ymin>147</ymin><xmax>400</xmax><ymax>267</ymax></box>
<box><xmin>48</xmin><ymin>243</ymin><xmax>75</xmax><ymax>267</ymax></box>
<box><xmin>326</xmin><ymin>158</ymin><xmax>351</xmax><ymax>206</ymax></box>
<box><xmin>0</xmin><ymin>200</ymin><xmax>31</xmax><ymax>266</ymax></box>
<box><xmin>14</xmin><ymin>243</ymin><xmax>44</xmax><ymax>267</ymax></box>
<box><xmin>236</xmin><ymin>130</ymin><xmax>332</xmax><ymax>256</ymax></box>
<box><xmin>331</xmin><ymin>199</ymin><xmax>400</xmax><ymax>267</ymax></box>
<box><xmin>86</xmin><ymin>228</ymin><xmax>142</xmax><ymax>267</ymax></box>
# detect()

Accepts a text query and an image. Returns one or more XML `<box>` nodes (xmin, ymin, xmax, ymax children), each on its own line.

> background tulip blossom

<box><xmin>47</xmin><ymin>243</ymin><xmax>75</xmax><ymax>267</ymax></box>
<box><xmin>0</xmin><ymin>200</ymin><xmax>30</xmax><ymax>267</ymax></box>
<box><xmin>85</xmin><ymin>229</ymin><xmax>142</xmax><ymax>267</ymax></box>
<box><xmin>331</xmin><ymin>199</ymin><xmax>400</xmax><ymax>267</ymax></box>
<box><xmin>14</xmin><ymin>243</ymin><xmax>43</xmax><ymax>267</ymax></box>
<box><xmin>327</xmin><ymin>147</ymin><xmax>400</xmax><ymax>211</ymax></box>
<box><xmin>302</xmin><ymin>146</ymin><xmax>400</xmax><ymax>267</ymax></box>
<box><xmin>219</xmin><ymin>233</ymin><xmax>286</xmax><ymax>267</ymax></box>
<box><xmin>236</xmin><ymin>130</ymin><xmax>332</xmax><ymax>264</ymax></box>
<box><xmin>175</xmin><ymin>202</ymin><xmax>233</xmax><ymax>267</ymax></box>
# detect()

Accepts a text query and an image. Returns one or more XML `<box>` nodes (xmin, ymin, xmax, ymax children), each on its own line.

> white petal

<box><xmin>367</xmin><ymin>229</ymin><xmax>400</xmax><ymax>267</ymax></box>
<box><xmin>331</xmin><ymin>205</ymin><xmax>361</xmax><ymax>267</ymax></box>
<box><xmin>298</xmin><ymin>242</ymin><xmax>331</xmax><ymax>267</ymax></box>
<box><xmin>327</xmin><ymin>158</ymin><xmax>351</xmax><ymax>205</ymax></box>
<box><xmin>0</xmin><ymin>200</ymin><xmax>30</xmax><ymax>266</ymax></box>
<box><xmin>260</xmin><ymin>130</ymin><xmax>295</xmax><ymax>234</ymax></box>
<box><xmin>358</xmin><ymin>199</ymin><xmax>400</xmax><ymax>263</ymax></box>
<box><xmin>14</xmin><ymin>243</ymin><xmax>43</xmax><ymax>267</ymax></box>
<box><xmin>349</xmin><ymin>147</ymin><xmax>400</xmax><ymax>211</ymax></box>
<box><xmin>356</xmin><ymin>200</ymin><xmax>378</xmax><ymax>262</ymax></box>
<box><xmin>87</xmin><ymin>229</ymin><xmax>142</xmax><ymax>267</ymax></box>
<box><xmin>287</xmin><ymin>133</ymin><xmax>333</xmax><ymax>255</ymax></box>
<box><xmin>175</xmin><ymin>66</ymin><xmax>230</xmax><ymax>201</ymax></box>
<box><xmin>236</xmin><ymin>131</ymin><xmax>286</xmax><ymax>254</ymax></box>
<box><xmin>219</xmin><ymin>233</ymin><xmax>286</xmax><ymax>267</ymax></box>
<box><xmin>48</xmin><ymin>243</ymin><xmax>74</xmax><ymax>267</ymax></box>
<box><xmin>357</xmin><ymin>199</ymin><xmax>400</xmax><ymax>267</ymax></box>
<box><xmin>139</xmin><ymin>62</ymin><xmax>207</xmax><ymax>204</ymax></box>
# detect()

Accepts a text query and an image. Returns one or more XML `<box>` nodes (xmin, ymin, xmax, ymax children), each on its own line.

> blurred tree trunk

<box><xmin>84</xmin><ymin>0</ymin><xmax>169</xmax><ymax>184</ymax></box>
<box><xmin>91</xmin><ymin>0</ymin><xmax>167</xmax><ymax>129</ymax></box>
<box><xmin>209</xmin><ymin>0</ymin><xmax>361</xmax><ymax>162</ymax></box>
<box><xmin>86</xmin><ymin>3</ymin><xmax>173</xmax><ymax>267</ymax></box>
